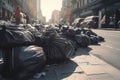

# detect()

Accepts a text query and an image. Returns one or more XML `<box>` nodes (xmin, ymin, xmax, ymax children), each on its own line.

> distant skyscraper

<box><xmin>51</xmin><ymin>10</ymin><xmax>61</xmax><ymax>24</ymax></box>
<box><xmin>24</xmin><ymin>0</ymin><xmax>37</xmax><ymax>19</ymax></box>
<box><xmin>37</xmin><ymin>0</ymin><xmax>42</xmax><ymax>21</ymax></box>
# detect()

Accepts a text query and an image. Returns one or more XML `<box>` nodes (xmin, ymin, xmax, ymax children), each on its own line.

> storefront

<box><xmin>0</xmin><ymin>0</ymin><xmax>14</xmax><ymax>20</ymax></box>
<box><xmin>101</xmin><ymin>2</ymin><xmax>120</xmax><ymax>28</ymax></box>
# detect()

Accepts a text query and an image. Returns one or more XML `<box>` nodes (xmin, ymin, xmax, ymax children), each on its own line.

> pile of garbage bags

<box><xmin>41</xmin><ymin>29</ymin><xmax>75</xmax><ymax>64</ymax></box>
<box><xmin>0</xmin><ymin>22</ymin><xmax>104</xmax><ymax>79</ymax></box>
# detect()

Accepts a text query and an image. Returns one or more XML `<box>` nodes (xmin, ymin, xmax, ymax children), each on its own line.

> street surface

<box><xmin>89</xmin><ymin>29</ymin><xmax>120</xmax><ymax>69</ymax></box>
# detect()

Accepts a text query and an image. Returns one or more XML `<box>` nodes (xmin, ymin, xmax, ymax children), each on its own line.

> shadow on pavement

<box><xmin>74</xmin><ymin>47</ymin><xmax>92</xmax><ymax>56</ymax></box>
<box><xmin>91</xmin><ymin>43</ymin><xmax>101</xmax><ymax>46</ymax></box>
<box><xmin>38</xmin><ymin>60</ymin><xmax>79</xmax><ymax>80</ymax></box>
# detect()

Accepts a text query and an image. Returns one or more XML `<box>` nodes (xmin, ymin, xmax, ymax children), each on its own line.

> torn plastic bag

<box><xmin>75</xmin><ymin>34</ymin><xmax>91</xmax><ymax>47</ymax></box>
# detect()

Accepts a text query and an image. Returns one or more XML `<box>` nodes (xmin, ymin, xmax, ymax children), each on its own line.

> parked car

<box><xmin>80</xmin><ymin>16</ymin><xmax>99</xmax><ymax>29</ymax></box>
<box><xmin>72</xmin><ymin>18</ymin><xmax>84</xmax><ymax>27</ymax></box>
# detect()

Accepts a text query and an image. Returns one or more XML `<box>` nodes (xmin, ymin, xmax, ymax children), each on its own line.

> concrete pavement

<box><xmin>91</xmin><ymin>29</ymin><xmax>120</xmax><ymax>69</ymax></box>
<box><xmin>96</xmin><ymin>28</ymin><xmax>120</xmax><ymax>31</ymax></box>
<box><xmin>30</xmin><ymin>48</ymin><xmax>120</xmax><ymax>80</ymax></box>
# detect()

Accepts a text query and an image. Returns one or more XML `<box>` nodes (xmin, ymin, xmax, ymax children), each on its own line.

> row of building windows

<box><xmin>0</xmin><ymin>6</ymin><xmax>12</xmax><ymax>20</ymax></box>
<box><xmin>0</xmin><ymin>0</ymin><xmax>14</xmax><ymax>20</ymax></box>
<box><xmin>72</xmin><ymin>0</ymin><xmax>97</xmax><ymax>10</ymax></box>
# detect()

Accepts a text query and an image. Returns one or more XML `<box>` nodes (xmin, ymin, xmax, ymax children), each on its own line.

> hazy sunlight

<box><xmin>41</xmin><ymin>0</ymin><xmax>62</xmax><ymax>22</ymax></box>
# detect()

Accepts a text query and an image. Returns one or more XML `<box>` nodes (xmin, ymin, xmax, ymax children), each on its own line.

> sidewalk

<box><xmin>97</xmin><ymin>28</ymin><xmax>120</xmax><ymax>31</ymax></box>
<box><xmin>30</xmin><ymin>48</ymin><xmax>120</xmax><ymax>80</ymax></box>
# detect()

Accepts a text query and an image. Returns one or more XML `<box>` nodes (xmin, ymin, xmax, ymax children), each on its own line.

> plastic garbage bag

<box><xmin>42</xmin><ymin>32</ymin><xmax>75</xmax><ymax>64</ymax></box>
<box><xmin>75</xmin><ymin>34</ymin><xmax>91</xmax><ymax>47</ymax></box>
<box><xmin>90</xmin><ymin>35</ymin><xmax>98</xmax><ymax>44</ymax></box>
<box><xmin>0</xmin><ymin>24</ymin><xmax>35</xmax><ymax>47</ymax></box>
<box><xmin>1</xmin><ymin>46</ymin><xmax>46</xmax><ymax>79</ymax></box>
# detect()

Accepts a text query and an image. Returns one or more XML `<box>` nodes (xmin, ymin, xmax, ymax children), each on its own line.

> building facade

<box><xmin>69</xmin><ymin>0</ymin><xmax>120</xmax><ymax>28</ymax></box>
<box><xmin>61</xmin><ymin>0</ymin><xmax>71</xmax><ymax>24</ymax></box>
<box><xmin>100</xmin><ymin>0</ymin><xmax>120</xmax><ymax>28</ymax></box>
<box><xmin>0</xmin><ymin>0</ymin><xmax>38</xmax><ymax>22</ymax></box>
<box><xmin>37</xmin><ymin>0</ymin><xmax>43</xmax><ymax>23</ymax></box>
<box><xmin>70</xmin><ymin>0</ymin><xmax>102</xmax><ymax>24</ymax></box>
<box><xmin>0</xmin><ymin>0</ymin><xmax>15</xmax><ymax>20</ymax></box>
<box><xmin>51</xmin><ymin>10</ymin><xmax>61</xmax><ymax>24</ymax></box>
<box><xmin>24</xmin><ymin>0</ymin><xmax>37</xmax><ymax>20</ymax></box>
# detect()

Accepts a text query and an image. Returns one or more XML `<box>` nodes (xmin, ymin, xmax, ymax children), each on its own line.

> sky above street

<box><xmin>41</xmin><ymin>0</ymin><xmax>62</xmax><ymax>22</ymax></box>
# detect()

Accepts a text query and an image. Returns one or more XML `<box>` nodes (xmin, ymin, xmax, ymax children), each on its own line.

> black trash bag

<box><xmin>75</xmin><ymin>28</ymin><xmax>81</xmax><ymax>34</ymax></box>
<box><xmin>69</xmin><ymin>39</ymin><xmax>79</xmax><ymax>50</ymax></box>
<box><xmin>85</xmin><ymin>30</ymin><xmax>97</xmax><ymax>36</ymax></box>
<box><xmin>62</xmin><ymin>28</ymin><xmax>76</xmax><ymax>42</ymax></box>
<box><xmin>59</xmin><ymin>33</ymin><xmax>79</xmax><ymax>50</ymax></box>
<box><xmin>97</xmin><ymin>36</ymin><xmax>105</xmax><ymax>42</ymax></box>
<box><xmin>75</xmin><ymin>34</ymin><xmax>91</xmax><ymax>47</ymax></box>
<box><xmin>1</xmin><ymin>46</ymin><xmax>46</xmax><ymax>80</ymax></box>
<box><xmin>43</xmin><ymin>37</ymin><xmax>75</xmax><ymax>64</ymax></box>
<box><xmin>17</xmin><ymin>46</ymin><xmax>46</xmax><ymax>79</ymax></box>
<box><xmin>0</xmin><ymin>27</ymin><xmax>14</xmax><ymax>46</ymax></box>
<box><xmin>67</xmin><ymin>28</ymin><xmax>76</xmax><ymax>37</ymax></box>
<box><xmin>85</xmin><ymin>30</ymin><xmax>105</xmax><ymax>43</ymax></box>
<box><xmin>25</xmin><ymin>24</ymin><xmax>40</xmax><ymax>36</ymax></box>
<box><xmin>0</xmin><ymin>24</ymin><xmax>35</xmax><ymax>47</ymax></box>
<box><xmin>0</xmin><ymin>24</ymin><xmax>44</xmax><ymax>79</ymax></box>
<box><xmin>90</xmin><ymin>35</ymin><xmax>98</xmax><ymax>44</ymax></box>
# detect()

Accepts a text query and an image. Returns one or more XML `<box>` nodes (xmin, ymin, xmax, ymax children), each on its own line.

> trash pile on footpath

<box><xmin>0</xmin><ymin>21</ymin><xmax>105</xmax><ymax>80</ymax></box>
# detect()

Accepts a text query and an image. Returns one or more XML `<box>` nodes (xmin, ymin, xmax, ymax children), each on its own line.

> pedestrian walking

<box><xmin>13</xmin><ymin>6</ymin><xmax>22</xmax><ymax>25</ymax></box>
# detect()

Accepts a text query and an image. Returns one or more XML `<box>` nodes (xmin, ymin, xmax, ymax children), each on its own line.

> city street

<box><xmin>29</xmin><ymin>29</ymin><xmax>120</xmax><ymax>80</ymax></box>
<box><xmin>1</xmin><ymin>0</ymin><xmax>120</xmax><ymax>79</ymax></box>
<box><xmin>89</xmin><ymin>29</ymin><xmax>120</xmax><ymax>69</ymax></box>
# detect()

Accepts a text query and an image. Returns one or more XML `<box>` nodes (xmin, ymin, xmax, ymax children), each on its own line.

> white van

<box><xmin>80</xmin><ymin>16</ymin><xmax>99</xmax><ymax>29</ymax></box>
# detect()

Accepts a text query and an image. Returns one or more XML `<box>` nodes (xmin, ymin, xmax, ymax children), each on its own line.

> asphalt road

<box><xmin>89</xmin><ymin>29</ymin><xmax>120</xmax><ymax>70</ymax></box>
